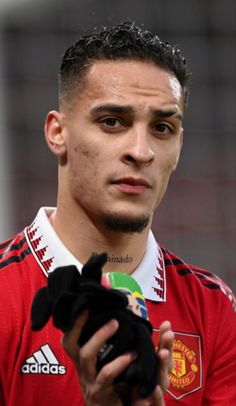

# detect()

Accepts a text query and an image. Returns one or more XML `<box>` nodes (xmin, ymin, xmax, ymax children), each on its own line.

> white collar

<box><xmin>25</xmin><ymin>207</ymin><xmax>166</xmax><ymax>302</ymax></box>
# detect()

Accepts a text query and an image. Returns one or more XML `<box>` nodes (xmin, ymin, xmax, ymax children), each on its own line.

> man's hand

<box><xmin>157</xmin><ymin>321</ymin><xmax>174</xmax><ymax>392</ymax></box>
<box><xmin>62</xmin><ymin>311</ymin><xmax>174</xmax><ymax>406</ymax></box>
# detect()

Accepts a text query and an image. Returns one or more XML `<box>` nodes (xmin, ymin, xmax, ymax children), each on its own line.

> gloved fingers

<box><xmin>48</xmin><ymin>265</ymin><xmax>80</xmax><ymax>299</ymax></box>
<box><xmin>31</xmin><ymin>287</ymin><xmax>52</xmax><ymax>330</ymax></box>
<box><xmin>53</xmin><ymin>294</ymin><xmax>88</xmax><ymax>331</ymax></box>
<box><xmin>129</xmin><ymin>311</ymin><xmax>153</xmax><ymax>333</ymax></box>
<box><xmin>129</xmin><ymin>324</ymin><xmax>158</xmax><ymax>395</ymax></box>
<box><xmin>82</xmin><ymin>284</ymin><xmax>128</xmax><ymax>309</ymax></box>
<box><xmin>98</xmin><ymin>288</ymin><xmax>129</xmax><ymax>308</ymax></box>
<box><xmin>81</xmin><ymin>252</ymin><xmax>107</xmax><ymax>282</ymax></box>
<box><xmin>135</xmin><ymin>359</ymin><xmax>159</xmax><ymax>398</ymax></box>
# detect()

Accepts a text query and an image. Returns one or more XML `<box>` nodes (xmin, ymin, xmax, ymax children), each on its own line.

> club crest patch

<box><xmin>153</xmin><ymin>330</ymin><xmax>202</xmax><ymax>399</ymax></box>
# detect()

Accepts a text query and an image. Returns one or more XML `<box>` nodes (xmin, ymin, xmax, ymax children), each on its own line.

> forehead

<box><xmin>77</xmin><ymin>60</ymin><xmax>184</xmax><ymax>112</ymax></box>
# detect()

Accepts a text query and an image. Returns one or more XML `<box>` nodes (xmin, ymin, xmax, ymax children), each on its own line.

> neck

<box><xmin>49</xmin><ymin>203</ymin><xmax>151</xmax><ymax>275</ymax></box>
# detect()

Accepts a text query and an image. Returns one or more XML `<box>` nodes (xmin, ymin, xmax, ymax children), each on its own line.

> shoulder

<box><xmin>0</xmin><ymin>229</ymin><xmax>43</xmax><ymax>301</ymax></box>
<box><xmin>161</xmin><ymin>246</ymin><xmax>236</xmax><ymax>313</ymax></box>
<box><xmin>0</xmin><ymin>230</ymin><xmax>31</xmax><ymax>270</ymax></box>
<box><xmin>0</xmin><ymin>230</ymin><xmax>47</xmax><ymax>335</ymax></box>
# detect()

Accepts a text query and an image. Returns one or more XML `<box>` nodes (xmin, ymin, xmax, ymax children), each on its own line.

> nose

<box><xmin>122</xmin><ymin>126</ymin><xmax>155</xmax><ymax>166</ymax></box>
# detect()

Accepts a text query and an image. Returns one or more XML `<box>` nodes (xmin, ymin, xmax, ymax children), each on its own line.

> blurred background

<box><xmin>0</xmin><ymin>0</ymin><xmax>235</xmax><ymax>291</ymax></box>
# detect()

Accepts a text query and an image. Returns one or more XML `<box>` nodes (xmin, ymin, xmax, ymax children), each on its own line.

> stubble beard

<box><xmin>101</xmin><ymin>213</ymin><xmax>150</xmax><ymax>234</ymax></box>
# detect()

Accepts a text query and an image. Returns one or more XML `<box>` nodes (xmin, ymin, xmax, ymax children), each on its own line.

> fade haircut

<box><xmin>59</xmin><ymin>21</ymin><xmax>191</xmax><ymax>110</ymax></box>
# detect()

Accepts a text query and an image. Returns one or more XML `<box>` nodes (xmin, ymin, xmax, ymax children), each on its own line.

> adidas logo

<box><xmin>21</xmin><ymin>344</ymin><xmax>66</xmax><ymax>375</ymax></box>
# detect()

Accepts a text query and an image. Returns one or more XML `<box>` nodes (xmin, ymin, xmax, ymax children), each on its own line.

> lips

<box><xmin>113</xmin><ymin>177</ymin><xmax>151</xmax><ymax>187</ymax></box>
<box><xmin>111</xmin><ymin>177</ymin><xmax>151</xmax><ymax>194</ymax></box>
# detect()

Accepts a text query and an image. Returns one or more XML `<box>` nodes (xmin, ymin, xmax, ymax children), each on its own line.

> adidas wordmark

<box><xmin>21</xmin><ymin>344</ymin><xmax>66</xmax><ymax>375</ymax></box>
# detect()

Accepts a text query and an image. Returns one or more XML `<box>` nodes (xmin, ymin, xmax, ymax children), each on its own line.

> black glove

<box><xmin>31</xmin><ymin>253</ymin><xmax>159</xmax><ymax>397</ymax></box>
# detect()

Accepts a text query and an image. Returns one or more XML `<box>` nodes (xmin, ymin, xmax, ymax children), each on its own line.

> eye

<box><xmin>151</xmin><ymin>122</ymin><xmax>174</xmax><ymax>137</ymax></box>
<box><xmin>97</xmin><ymin>116</ymin><xmax>127</xmax><ymax>133</ymax></box>
<box><xmin>99</xmin><ymin>117</ymin><xmax>121</xmax><ymax>128</ymax></box>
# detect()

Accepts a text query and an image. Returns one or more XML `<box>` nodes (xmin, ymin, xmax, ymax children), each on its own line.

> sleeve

<box><xmin>203</xmin><ymin>297</ymin><xmax>236</xmax><ymax>404</ymax></box>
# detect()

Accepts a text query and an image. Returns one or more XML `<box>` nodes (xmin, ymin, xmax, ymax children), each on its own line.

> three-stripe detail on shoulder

<box><xmin>162</xmin><ymin>247</ymin><xmax>236</xmax><ymax>310</ymax></box>
<box><xmin>0</xmin><ymin>235</ymin><xmax>31</xmax><ymax>269</ymax></box>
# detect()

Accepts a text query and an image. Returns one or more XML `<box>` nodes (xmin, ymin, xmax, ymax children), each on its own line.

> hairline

<box><xmin>59</xmin><ymin>57</ymin><xmax>188</xmax><ymax>113</ymax></box>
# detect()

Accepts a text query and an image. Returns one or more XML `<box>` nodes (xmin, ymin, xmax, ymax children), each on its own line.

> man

<box><xmin>0</xmin><ymin>21</ymin><xmax>235</xmax><ymax>405</ymax></box>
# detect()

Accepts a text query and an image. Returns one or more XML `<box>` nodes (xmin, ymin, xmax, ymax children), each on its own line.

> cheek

<box><xmin>157</xmin><ymin>152</ymin><xmax>178</xmax><ymax>177</ymax></box>
<box><xmin>153</xmin><ymin>152</ymin><xmax>179</xmax><ymax>202</ymax></box>
<box><xmin>69</xmin><ymin>142</ymin><xmax>102</xmax><ymax>191</ymax></box>
<box><xmin>163</xmin><ymin>142</ymin><xmax>181</xmax><ymax>172</ymax></box>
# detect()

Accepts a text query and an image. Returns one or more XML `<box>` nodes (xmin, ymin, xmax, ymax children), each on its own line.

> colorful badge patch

<box><xmin>152</xmin><ymin>330</ymin><xmax>202</xmax><ymax>399</ymax></box>
<box><xmin>102</xmin><ymin>272</ymin><xmax>148</xmax><ymax>320</ymax></box>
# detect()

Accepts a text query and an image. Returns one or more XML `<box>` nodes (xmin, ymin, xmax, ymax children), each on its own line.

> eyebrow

<box><xmin>153</xmin><ymin>109</ymin><xmax>183</xmax><ymax>121</ymax></box>
<box><xmin>90</xmin><ymin>103</ymin><xmax>183</xmax><ymax>121</ymax></box>
<box><xmin>90</xmin><ymin>104</ymin><xmax>134</xmax><ymax>115</ymax></box>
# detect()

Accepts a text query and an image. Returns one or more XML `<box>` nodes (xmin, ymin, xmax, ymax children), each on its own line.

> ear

<box><xmin>172</xmin><ymin>128</ymin><xmax>184</xmax><ymax>171</ymax></box>
<box><xmin>44</xmin><ymin>110</ymin><xmax>67</xmax><ymax>157</ymax></box>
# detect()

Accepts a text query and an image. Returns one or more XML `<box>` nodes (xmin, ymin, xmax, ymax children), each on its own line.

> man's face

<box><xmin>60</xmin><ymin>60</ymin><xmax>184</xmax><ymax>233</ymax></box>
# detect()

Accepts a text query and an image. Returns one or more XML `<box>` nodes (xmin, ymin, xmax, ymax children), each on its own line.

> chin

<box><xmin>101</xmin><ymin>212</ymin><xmax>150</xmax><ymax>234</ymax></box>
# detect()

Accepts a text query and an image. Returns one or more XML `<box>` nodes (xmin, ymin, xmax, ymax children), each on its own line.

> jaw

<box><xmin>101</xmin><ymin>211</ymin><xmax>151</xmax><ymax>234</ymax></box>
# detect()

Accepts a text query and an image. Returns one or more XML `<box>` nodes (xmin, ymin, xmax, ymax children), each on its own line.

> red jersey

<box><xmin>0</xmin><ymin>209</ymin><xmax>235</xmax><ymax>405</ymax></box>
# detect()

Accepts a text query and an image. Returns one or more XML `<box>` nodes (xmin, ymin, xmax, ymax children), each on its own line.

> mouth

<box><xmin>111</xmin><ymin>177</ymin><xmax>151</xmax><ymax>194</ymax></box>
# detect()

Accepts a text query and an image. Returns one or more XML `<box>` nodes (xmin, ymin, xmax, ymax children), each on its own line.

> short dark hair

<box><xmin>59</xmin><ymin>21</ymin><xmax>191</xmax><ymax>109</ymax></box>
